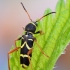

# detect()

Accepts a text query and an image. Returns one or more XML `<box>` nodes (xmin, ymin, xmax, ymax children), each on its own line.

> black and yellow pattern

<box><xmin>8</xmin><ymin>2</ymin><xmax>56</xmax><ymax>70</ymax></box>
<box><xmin>20</xmin><ymin>54</ymin><xmax>30</xmax><ymax>68</ymax></box>
<box><xmin>18</xmin><ymin>32</ymin><xmax>34</xmax><ymax>68</ymax></box>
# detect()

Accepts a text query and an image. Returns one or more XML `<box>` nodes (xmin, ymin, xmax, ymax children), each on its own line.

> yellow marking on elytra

<box><xmin>28</xmin><ymin>39</ymin><xmax>33</xmax><ymax>41</ymax></box>
<box><xmin>26</xmin><ymin>42</ymin><xmax>32</xmax><ymax>50</ymax></box>
<box><xmin>20</xmin><ymin>54</ymin><xmax>30</xmax><ymax>58</ymax></box>
<box><xmin>21</xmin><ymin>41</ymin><xmax>32</xmax><ymax>49</ymax></box>
<box><xmin>21</xmin><ymin>42</ymin><xmax>26</xmax><ymax>48</ymax></box>
<box><xmin>25</xmin><ymin>35</ymin><xmax>28</xmax><ymax>37</ymax></box>
<box><xmin>21</xmin><ymin>64</ymin><xmax>28</xmax><ymax>68</ymax></box>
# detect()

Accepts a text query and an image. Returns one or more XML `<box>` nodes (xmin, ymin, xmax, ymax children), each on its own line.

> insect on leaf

<box><xmin>10</xmin><ymin>0</ymin><xmax>70</xmax><ymax>70</ymax></box>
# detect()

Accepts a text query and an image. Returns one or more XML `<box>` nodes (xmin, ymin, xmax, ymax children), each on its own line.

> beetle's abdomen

<box><xmin>20</xmin><ymin>54</ymin><xmax>30</xmax><ymax>68</ymax></box>
<box><xmin>20</xmin><ymin>41</ymin><xmax>33</xmax><ymax>68</ymax></box>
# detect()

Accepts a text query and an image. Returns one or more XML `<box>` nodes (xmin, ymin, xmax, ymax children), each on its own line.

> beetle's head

<box><xmin>25</xmin><ymin>21</ymin><xmax>37</xmax><ymax>33</ymax></box>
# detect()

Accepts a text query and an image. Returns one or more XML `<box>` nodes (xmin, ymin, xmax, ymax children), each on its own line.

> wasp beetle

<box><xmin>8</xmin><ymin>2</ymin><xmax>56</xmax><ymax>70</ymax></box>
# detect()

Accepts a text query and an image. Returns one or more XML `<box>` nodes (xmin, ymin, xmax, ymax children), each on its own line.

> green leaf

<box><xmin>9</xmin><ymin>0</ymin><xmax>70</xmax><ymax>70</ymax></box>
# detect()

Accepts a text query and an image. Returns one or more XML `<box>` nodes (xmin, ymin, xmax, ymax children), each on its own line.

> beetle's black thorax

<box><xmin>25</xmin><ymin>22</ymin><xmax>37</xmax><ymax>33</ymax></box>
<box><xmin>25</xmin><ymin>32</ymin><xmax>33</xmax><ymax>38</ymax></box>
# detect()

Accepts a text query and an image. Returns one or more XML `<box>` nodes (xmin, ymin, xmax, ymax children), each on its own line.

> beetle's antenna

<box><xmin>21</xmin><ymin>2</ymin><xmax>33</xmax><ymax>22</ymax></box>
<box><xmin>35</xmin><ymin>12</ymin><xmax>56</xmax><ymax>22</ymax></box>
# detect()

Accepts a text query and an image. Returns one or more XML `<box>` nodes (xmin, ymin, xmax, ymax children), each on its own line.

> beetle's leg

<box><xmin>14</xmin><ymin>37</ymin><xmax>22</xmax><ymax>47</ymax></box>
<box><xmin>34</xmin><ymin>38</ymin><xmax>49</xmax><ymax>58</ymax></box>
<box><xmin>34</xmin><ymin>30</ymin><xmax>44</xmax><ymax>35</ymax></box>
<box><xmin>8</xmin><ymin>47</ymin><xmax>20</xmax><ymax>70</ymax></box>
<box><xmin>14</xmin><ymin>39</ymin><xmax>18</xmax><ymax>47</ymax></box>
<box><xmin>27</xmin><ymin>48</ymin><xmax>33</xmax><ymax>55</ymax></box>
